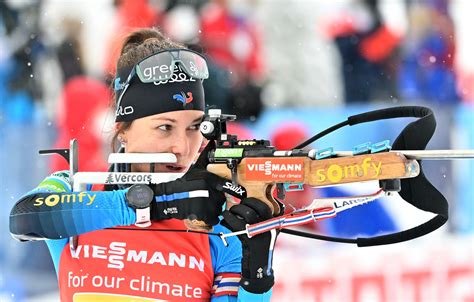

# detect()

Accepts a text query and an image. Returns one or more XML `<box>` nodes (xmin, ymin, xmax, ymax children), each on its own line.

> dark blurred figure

<box><xmin>159</xmin><ymin>0</ymin><xmax>265</xmax><ymax>120</ymax></box>
<box><xmin>199</xmin><ymin>0</ymin><xmax>265</xmax><ymax>120</ymax></box>
<box><xmin>0</xmin><ymin>1</ymin><xmax>44</xmax><ymax>123</ymax></box>
<box><xmin>163</xmin><ymin>0</ymin><xmax>209</xmax><ymax>11</ymax></box>
<box><xmin>398</xmin><ymin>0</ymin><xmax>460</xmax><ymax>103</ymax></box>
<box><xmin>1</xmin><ymin>1</ymin><xmax>44</xmax><ymax>102</ymax></box>
<box><xmin>329</xmin><ymin>0</ymin><xmax>401</xmax><ymax>103</ymax></box>
<box><xmin>56</xmin><ymin>18</ymin><xmax>84</xmax><ymax>82</ymax></box>
<box><xmin>159</xmin><ymin>3</ymin><xmax>235</xmax><ymax>117</ymax></box>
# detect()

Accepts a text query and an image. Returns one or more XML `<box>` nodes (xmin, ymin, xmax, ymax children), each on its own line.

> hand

<box><xmin>222</xmin><ymin>198</ymin><xmax>277</xmax><ymax>294</ymax></box>
<box><xmin>151</xmin><ymin>140</ymin><xmax>247</xmax><ymax>227</ymax></box>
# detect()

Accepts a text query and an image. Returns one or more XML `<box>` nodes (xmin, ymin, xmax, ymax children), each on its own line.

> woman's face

<box><xmin>120</xmin><ymin>110</ymin><xmax>204</xmax><ymax>173</ymax></box>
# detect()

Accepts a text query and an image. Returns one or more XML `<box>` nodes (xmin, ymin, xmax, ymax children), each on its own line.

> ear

<box><xmin>115</xmin><ymin>122</ymin><xmax>128</xmax><ymax>144</ymax></box>
<box><xmin>114</xmin><ymin>122</ymin><xmax>122</xmax><ymax>132</ymax></box>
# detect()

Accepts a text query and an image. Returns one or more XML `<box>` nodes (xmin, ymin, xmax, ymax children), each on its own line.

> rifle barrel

<box><xmin>334</xmin><ymin>150</ymin><xmax>474</xmax><ymax>160</ymax></box>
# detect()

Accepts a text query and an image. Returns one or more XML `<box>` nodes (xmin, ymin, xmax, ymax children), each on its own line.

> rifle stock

<box><xmin>207</xmin><ymin>152</ymin><xmax>419</xmax><ymax>215</ymax></box>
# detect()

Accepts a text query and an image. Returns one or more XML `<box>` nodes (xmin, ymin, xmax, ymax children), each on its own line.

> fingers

<box><xmin>229</xmin><ymin>204</ymin><xmax>261</xmax><ymax>224</ymax></box>
<box><xmin>222</xmin><ymin>210</ymin><xmax>246</xmax><ymax>231</ymax></box>
<box><xmin>241</xmin><ymin>198</ymin><xmax>273</xmax><ymax>220</ymax></box>
<box><xmin>228</xmin><ymin>198</ymin><xmax>273</xmax><ymax>224</ymax></box>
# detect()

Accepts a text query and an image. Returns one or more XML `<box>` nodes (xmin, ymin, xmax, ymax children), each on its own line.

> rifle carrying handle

<box><xmin>207</xmin><ymin>164</ymin><xmax>281</xmax><ymax>215</ymax></box>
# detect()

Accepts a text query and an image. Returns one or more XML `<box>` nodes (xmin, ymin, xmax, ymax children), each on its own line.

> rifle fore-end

<box><xmin>306</xmin><ymin>152</ymin><xmax>419</xmax><ymax>186</ymax></box>
<box><xmin>207</xmin><ymin>152</ymin><xmax>419</xmax><ymax>215</ymax></box>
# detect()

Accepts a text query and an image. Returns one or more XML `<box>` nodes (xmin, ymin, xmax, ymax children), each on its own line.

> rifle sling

<box><xmin>283</xmin><ymin>106</ymin><xmax>449</xmax><ymax>247</ymax></box>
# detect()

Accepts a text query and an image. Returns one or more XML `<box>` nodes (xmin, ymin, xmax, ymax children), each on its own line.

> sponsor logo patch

<box><xmin>34</xmin><ymin>192</ymin><xmax>97</xmax><ymax>207</ymax></box>
<box><xmin>315</xmin><ymin>157</ymin><xmax>382</xmax><ymax>183</ymax></box>
<box><xmin>245</xmin><ymin>158</ymin><xmax>305</xmax><ymax>181</ymax></box>
<box><xmin>222</xmin><ymin>182</ymin><xmax>246</xmax><ymax>197</ymax></box>
<box><xmin>70</xmin><ymin>241</ymin><xmax>205</xmax><ymax>272</ymax></box>
<box><xmin>172</xmin><ymin>91</ymin><xmax>193</xmax><ymax>107</ymax></box>
<box><xmin>105</xmin><ymin>173</ymin><xmax>153</xmax><ymax>184</ymax></box>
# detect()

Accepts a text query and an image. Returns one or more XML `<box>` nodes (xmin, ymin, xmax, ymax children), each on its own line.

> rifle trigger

<box><xmin>276</xmin><ymin>183</ymin><xmax>286</xmax><ymax>200</ymax></box>
<box><xmin>227</xmin><ymin>159</ymin><xmax>238</xmax><ymax>185</ymax></box>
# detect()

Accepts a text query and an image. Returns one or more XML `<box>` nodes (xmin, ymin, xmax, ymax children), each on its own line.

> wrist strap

<box><xmin>135</xmin><ymin>207</ymin><xmax>151</xmax><ymax>227</ymax></box>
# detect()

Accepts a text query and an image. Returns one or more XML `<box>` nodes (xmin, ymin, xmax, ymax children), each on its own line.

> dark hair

<box><xmin>111</xmin><ymin>28</ymin><xmax>185</xmax><ymax>151</ymax></box>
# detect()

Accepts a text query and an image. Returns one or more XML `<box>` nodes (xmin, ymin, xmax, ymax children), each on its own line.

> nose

<box><xmin>169</xmin><ymin>130</ymin><xmax>190</xmax><ymax>158</ymax></box>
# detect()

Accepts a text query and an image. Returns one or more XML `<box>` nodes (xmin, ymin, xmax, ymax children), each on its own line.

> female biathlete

<box><xmin>10</xmin><ymin>28</ymin><xmax>276</xmax><ymax>302</ymax></box>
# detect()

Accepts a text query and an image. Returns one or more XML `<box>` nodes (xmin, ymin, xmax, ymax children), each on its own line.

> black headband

<box><xmin>114</xmin><ymin>64</ymin><xmax>205</xmax><ymax>122</ymax></box>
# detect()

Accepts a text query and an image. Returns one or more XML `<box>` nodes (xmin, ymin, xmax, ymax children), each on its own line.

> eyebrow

<box><xmin>192</xmin><ymin>116</ymin><xmax>204</xmax><ymax>123</ymax></box>
<box><xmin>151</xmin><ymin>118</ymin><xmax>177</xmax><ymax>123</ymax></box>
<box><xmin>151</xmin><ymin>117</ymin><xmax>203</xmax><ymax>123</ymax></box>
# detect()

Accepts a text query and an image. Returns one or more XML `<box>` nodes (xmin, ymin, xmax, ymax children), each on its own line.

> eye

<box><xmin>188</xmin><ymin>124</ymin><xmax>201</xmax><ymax>131</ymax></box>
<box><xmin>157</xmin><ymin>125</ymin><xmax>172</xmax><ymax>131</ymax></box>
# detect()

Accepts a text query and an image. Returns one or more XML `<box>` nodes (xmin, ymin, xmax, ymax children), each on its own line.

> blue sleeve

<box><xmin>210</xmin><ymin>223</ymin><xmax>242</xmax><ymax>274</ymax></box>
<box><xmin>45</xmin><ymin>238</ymin><xmax>68</xmax><ymax>276</ymax></box>
<box><xmin>211</xmin><ymin>295</ymin><xmax>237</xmax><ymax>302</ymax></box>
<box><xmin>210</xmin><ymin>289</ymin><xmax>272</xmax><ymax>302</ymax></box>
<box><xmin>237</xmin><ymin>288</ymin><xmax>272</xmax><ymax>302</ymax></box>
<box><xmin>10</xmin><ymin>189</ymin><xmax>136</xmax><ymax>240</ymax></box>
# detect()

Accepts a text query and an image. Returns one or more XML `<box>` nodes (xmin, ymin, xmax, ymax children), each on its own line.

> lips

<box><xmin>165</xmin><ymin>164</ymin><xmax>186</xmax><ymax>172</ymax></box>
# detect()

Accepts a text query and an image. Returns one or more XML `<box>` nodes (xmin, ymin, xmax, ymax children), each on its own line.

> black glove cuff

<box><xmin>150</xmin><ymin>198</ymin><xmax>222</xmax><ymax>226</ymax></box>
<box><xmin>239</xmin><ymin>276</ymin><xmax>274</xmax><ymax>294</ymax></box>
<box><xmin>151</xmin><ymin>200</ymin><xmax>180</xmax><ymax>220</ymax></box>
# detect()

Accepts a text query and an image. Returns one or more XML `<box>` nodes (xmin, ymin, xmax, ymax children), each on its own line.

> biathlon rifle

<box><xmin>40</xmin><ymin>106</ymin><xmax>474</xmax><ymax>247</ymax></box>
<box><xmin>199</xmin><ymin>106</ymin><xmax>474</xmax><ymax>246</ymax></box>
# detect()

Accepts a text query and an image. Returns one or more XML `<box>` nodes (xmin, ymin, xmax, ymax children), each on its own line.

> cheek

<box><xmin>189</xmin><ymin>132</ymin><xmax>204</xmax><ymax>163</ymax></box>
<box><xmin>125</xmin><ymin>129</ymin><xmax>167</xmax><ymax>153</ymax></box>
<box><xmin>190</xmin><ymin>132</ymin><xmax>204</xmax><ymax>153</ymax></box>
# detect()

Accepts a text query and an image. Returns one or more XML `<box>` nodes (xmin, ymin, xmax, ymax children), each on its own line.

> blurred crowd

<box><xmin>1</xmin><ymin>0</ymin><xmax>473</xmax><ymax>300</ymax></box>
<box><xmin>1</xmin><ymin>0</ymin><xmax>472</xmax><ymax>168</ymax></box>
<box><xmin>1</xmin><ymin>0</ymin><xmax>472</xmax><ymax>125</ymax></box>
<box><xmin>1</xmin><ymin>0</ymin><xmax>472</xmax><ymax>169</ymax></box>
